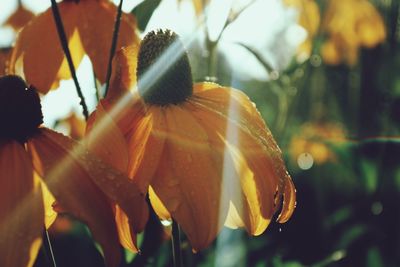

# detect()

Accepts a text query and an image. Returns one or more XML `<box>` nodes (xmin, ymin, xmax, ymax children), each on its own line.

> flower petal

<box><xmin>28</xmin><ymin>129</ymin><xmax>148</xmax><ymax>266</ymax></box>
<box><xmin>0</xmin><ymin>140</ymin><xmax>44</xmax><ymax>267</ymax></box>
<box><xmin>150</xmin><ymin>105</ymin><xmax>226</xmax><ymax>251</ymax></box>
<box><xmin>128</xmin><ymin>106</ymin><xmax>166</xmax><ymax>193</ymax></box>
<box><xmin>9</xmin><ymin>3</ymin><xmax>82</xmax><ymax>93</ymax></box>
<box><xmin>86</xmin><ymin>102</ymin><xmax>129</xmax><ymax>173</ymax></box>
<box><xmin>77</xmin><ymin>0</ymin><xmax>139</xmax><ymax>83</ymax></box>
<box><xmin>188</xmin><ymin>85</ymin><xmax>296</xmax><ymax>234</ymax></box>
<box><xmin>115</xmin><ymin>205</ymin><xmax>138</xmax><ymax>252</ymax></box>
<box><xmin>109</xmin><ymin>45</ymin><xmax>139</xmax><ymax>100</ymax></box>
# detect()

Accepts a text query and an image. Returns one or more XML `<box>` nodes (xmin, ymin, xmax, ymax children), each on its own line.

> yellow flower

<box><xmin>87</xmin><ymin>30</ymin><xmax>296</xmax><ymax>251</ymax></box>
<box><xmin>321</xmin><ymin>0</ymin><xmax>386</xmax><ymax>65</ymax></box>
<box><xmin>284</xmin><ymin>0</ymin><xmax>320</xmax><ymax>60</ymax></box>
<box><xmin>0</xmin><ymin>75</ymin><xmax>148</xmax><ymax>267</ymax></box>
<box><xmin>289</xmin><ymin>122</ymin><xmax>346</xmax><ymax>165</ymax></box>
<box><xmin>9</xmin><ymin>0</ymin><xmax>139</xmax><ymax>94</ymax></box>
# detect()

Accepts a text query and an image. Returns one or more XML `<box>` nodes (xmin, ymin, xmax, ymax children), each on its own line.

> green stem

<box><xmin>104</xmin><ymin>0</ymin><xmax>124</xmax><ymax>97</ymax></box>
<box><xmin>49</xmin><ymin>0</ymin><xmax>89</xmax><ymax>120</ymax></box>
<box><xmin>171</xmin><ymin>220</ymin><xmax>183</xmax><ymax>267</ymax></box>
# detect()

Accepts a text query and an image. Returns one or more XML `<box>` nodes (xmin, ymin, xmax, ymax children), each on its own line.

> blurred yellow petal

<box><xmin>321</xmin><ymin>39</ymin><xmax>342</xmax><ymax>65</ymax></box>
<box><xmin>0</xmin><ymin>140</ymin><xmax>44</xmax><ymax>267</ymax></box>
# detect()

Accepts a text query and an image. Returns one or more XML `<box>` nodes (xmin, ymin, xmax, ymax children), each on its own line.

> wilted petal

<box><xmin>0</xmin><ymin>140</ymin><xmax>44</xmax><ymax>267</ymax></box>
<box><xmin>150</xmin><ymin>106</ymin><xmax>225</xmax><ymax>251</ymax></box>
<box><xmin>77</xmin><ymin>0</ymin><xmax>139</xmax><ymax>83</ymax></box>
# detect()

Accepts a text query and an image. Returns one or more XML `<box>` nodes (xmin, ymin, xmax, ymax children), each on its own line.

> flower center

<box><xmin>136</xmin><ymin>29</ymin><xmax>193</xmax><ymax>105</ymax></box>
<box><xmin>0</xmin><ymin>75</ymin><xmax>43</xmax><ymax>143</ymax></box>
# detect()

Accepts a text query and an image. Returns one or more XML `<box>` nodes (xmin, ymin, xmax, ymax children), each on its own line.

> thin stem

<box><xmin>104</xmin><ymin>0</ymin><xmax>124</xmax><ymax>97</ymax></box>
<box><xmin>93</xmin><ymin>71</ymin><xmax>100</xmax><ymax>102</ymax></box>
<box><xmin>43</xmin><ymin>229</ymin><xmax>57</xmax><ymax>267</ymax></box>
<box><xmin>171</xmin><ymin>220</ymin><xmax>183</xmax><ymax>267</ymax></box>
<box><xmin>49</xmin><ymin>0</ymin><xmax>89</xmax><ymax>120</ymax></box>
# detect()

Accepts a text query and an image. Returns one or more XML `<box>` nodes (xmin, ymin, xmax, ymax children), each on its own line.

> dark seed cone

<box><xmin>137</xmin><ymin>29</ymin><xmax>193</xmax><ymax>105</ymax></box>
<box><xmin>0</xmin><ymin>75</ymin><xmax>43</xmax><ymax>143</ymax></box>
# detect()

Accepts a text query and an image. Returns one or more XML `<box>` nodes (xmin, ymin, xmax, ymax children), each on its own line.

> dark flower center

<box><xmin>136</xmin><ymin>29</ymin><xmax>193</xmax><ymax>106</ymax></box>
<box><xmin>0</xmin><ymin>75</ymin><xmax>43</xmax><ymax>143</ymax></box>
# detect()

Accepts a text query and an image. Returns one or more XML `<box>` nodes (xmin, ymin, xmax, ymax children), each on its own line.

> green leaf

<box><xmin>132</xmin><ymin>0</ymin><xmax>162</xmax><ymax>31</ymax></box>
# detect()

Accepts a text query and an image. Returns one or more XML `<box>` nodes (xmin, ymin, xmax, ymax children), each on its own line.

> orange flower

<box><xmin>87</xmin><ymin>30</ymin><xmax>296</xmax><ymax>251</ymax></box>
<box><xmin>0</xmin><ymin>75</ymin><xmax>148</xmax><ymax>267</ymax></box>
<box><xmin>9</xmin><ymin>0</ymin><xmax>139</xmax><ymax>94</ymax></box>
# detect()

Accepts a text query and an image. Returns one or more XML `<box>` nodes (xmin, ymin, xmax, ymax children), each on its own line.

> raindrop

<box><xmin>167</xmin><ymin>179</ymin><xmax>179</xmax><ymax>187</ymax></box>
<box><xmin>297</xmin><ymin>153</ymin><xmax>314</xmax><ymax>170</ymax></box>
<box><xmin>106</xmin><ymin>173</ymin><xmax>116</xmax><ymax>180</ymax></box>
<box><xmin>270</xmin><ymin>70</ymin><xmax>280</xmax><ymax>80</ymax></box>
<box><xmin>161</xmin><ymin>219</ymin><xmax>173</xmax><ymax>227</ymax></box>
<box><xmin>310</xmin><ymin>55</ymin><xmax>322</xmax><ymax>67</ymax></box>
<box><xmin>371</xmin><ymin>201</ymin><xmax>383</xmax><ymax>215</ymax></box>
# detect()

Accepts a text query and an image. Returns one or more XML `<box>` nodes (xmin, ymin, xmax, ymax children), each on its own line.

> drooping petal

<box><xmin>115</xmin><ymin>205</ymin><xmax>138</xmax><ymax>252</ymax></box>
<box><xmin>188</xmin><ymin>85</ymin><xmax>295</xmax><ymax>233</ymax></box>
<box><xmin>28</xmin><ymin>129</ymin><xmax>148</xmax><ymax>266</ymax></box>
<box><xmin>150</xmin><ymin>105</ymin><xmax>226</xmax><ymax>251</ymax></box>
<box><xmin>193</xmin><ymin>84</ymin><xmax>294</xmax><ymax>204</ymax></box>
<box><xmin>186</xmin><ymin>100</ymin><xmax>275</xmax><ymax>235</ymax></box>
<box><xmin>86</xmin><ymin>103</ymin><xmax>144</xmax><ymax>253</ymax></box>
<box><xmin>77</xmin><ymin>0</ymin><xmax>139</xmax><ymax>83</ymax></box>
<box><xmin>0</xmin><ymin>140</ymin><xmax>44</xmax><ymax>267</ymax></box>
<box><xmin>128</xmin><ymin>106</ymin><xmax>166</xmax><ymax>193</ymax></box>
<box><xmin>9</xmin><ymin>3</ymin><xmax>82</xmax><ymax>93</ymax></box>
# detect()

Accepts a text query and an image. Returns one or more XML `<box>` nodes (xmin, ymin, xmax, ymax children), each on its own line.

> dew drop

<box><xmin>161</xmin><ymin>219</ymin><xmax>173</xmax><ymax>226</ymax></box>
<box><xmin>297</xmin><ymin>153</ymin><xmax>314</xmax><ymax>170</ymax></box>
<box><xmin>106</xmin><ymin>173</ymin><xmax>116</xmax><ymax>180</ymax></box>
